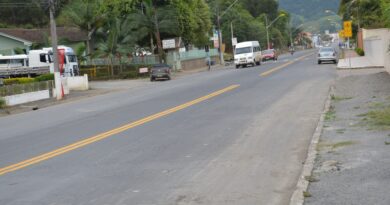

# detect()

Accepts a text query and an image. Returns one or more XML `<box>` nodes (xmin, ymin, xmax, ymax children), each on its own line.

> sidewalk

<box><xmin>305</xmin><ymin>68</ymin><xmax>390</xmax><ymax>205</ymax></box>
<box><xmin>337</xmin><ymin>49</ymin><xmax>384</xmax><ymax>69</ymax></box>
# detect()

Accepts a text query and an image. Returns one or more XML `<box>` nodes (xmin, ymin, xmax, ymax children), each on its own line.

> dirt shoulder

<box><xmin>305</xmin><ymin>68</ymin><xmax>390</xmax><ymax>205</ymax></box>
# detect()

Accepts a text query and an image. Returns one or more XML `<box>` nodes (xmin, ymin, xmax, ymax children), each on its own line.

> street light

<box><xmin>265</xmin><ymin>13</ymin><xmax>286</xmax><ymax>49</ymax></box>
<box><xmin>216</xmin><ymin>0</ymin><xmax>241</xmax><ymax>65</ymax></box>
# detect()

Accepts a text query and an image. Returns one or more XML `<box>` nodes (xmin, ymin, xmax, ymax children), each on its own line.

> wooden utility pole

<box><xmin>49</xmin><ymin>0</ymin><xmax>63</xmax><ymax>100</ymax></box>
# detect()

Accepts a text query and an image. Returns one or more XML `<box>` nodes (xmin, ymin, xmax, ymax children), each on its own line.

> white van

<box><xmin>234</xmin><ymin>41</ymin><xmax>262</xmax><ymax>68</ymax></box>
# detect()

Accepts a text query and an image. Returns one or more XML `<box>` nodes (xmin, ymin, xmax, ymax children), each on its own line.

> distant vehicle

<box><xmin>0</xmin><ymin>45</ymin><xmax>78</xmax><ymax>78</ymax></box>
<box><xmin>262</xmin><ymin>49</ymin><xmax>278</xmax><ymax>61</ymax></box>
<box><xmin>150</xmin><ymin>64</ymin><xmax>171</xmax><ymax>81</ymax></box>
<box><xmin>37</xmin><ymin>46</ymin><xmax>79</xmax><ymax>76</ymax></box>
<box><xmin>234</xmin><ymin>41</ymin><xmax>262</xmax><ymax>69</ymax></box>
<box><xmin>318</xmin><ymin>47</ymin><xmax>338</xmax><ymax>64</ymax></box>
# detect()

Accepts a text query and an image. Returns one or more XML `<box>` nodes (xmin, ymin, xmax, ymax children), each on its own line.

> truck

<box><xmin>0</xmin><ymin>45</ymin><xmax>79</xmax><ymax>78</ymax></box>
<box><xmin>234</xmin><ymin>41</ymin><xmax>262</xmax><ymax>69</ymax></box>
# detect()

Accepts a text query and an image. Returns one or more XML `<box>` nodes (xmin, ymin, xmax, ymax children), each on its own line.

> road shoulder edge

<box><xmin>289</xmin><ymin>85</ymin><xmax>334</xmax><ymax>205</ymax></box>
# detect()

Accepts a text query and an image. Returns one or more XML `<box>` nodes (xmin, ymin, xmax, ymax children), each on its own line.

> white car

<box><xmin>318</xmin><ymin>47</ymin><xmax>338</xmax><ymax>64</ymax></box>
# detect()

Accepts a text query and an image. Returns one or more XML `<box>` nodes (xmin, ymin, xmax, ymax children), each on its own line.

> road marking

<box><xmin>0</xmin><ymin>84</ymin><xmax>240</xmax><ymax>176</ymax></box>
<box><xmin>260</xmin><ymin>53</ymin><xmax>313</xmax><ymax>77</ymax></box>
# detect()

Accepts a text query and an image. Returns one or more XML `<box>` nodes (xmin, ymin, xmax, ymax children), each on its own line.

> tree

<box><xmin>242</xmin><ymin>0</ymin><xmax>279</xmax><ymax>19</ymax></box>
<box><xmin>59</xmin><ymin>0</ymin><xmax>106</xmax><ymax>58</ymax></box>
<box><xmin>127</xmin><ymin>0</ymin><xmax>178</xmax><ymax>62</ymax></box>
<box><xmin>171</xmin><ymin>0</ymin><xmax>212</xmax><ymax>48</ymax></box>
<box><xmin>95</xmin><ymin>17</ymin><xmax>136</xmax><ymax>76</ymax></box>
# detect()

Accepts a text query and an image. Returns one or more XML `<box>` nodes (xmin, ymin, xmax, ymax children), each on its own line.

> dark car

<box><xmin>150</xmin><ymin>64</ymin><xmax>171</xmax><ymax>81</ymax></box>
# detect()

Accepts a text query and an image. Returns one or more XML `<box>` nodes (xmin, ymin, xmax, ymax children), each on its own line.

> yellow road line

<box><xmin>0</xmin><ymin>84</ymin><xmax>240</xmax><ymax>176</ymax></box>
<box><xmin>260</xmin><ymin>53</ymin><xmax>313</xmax><ymax>77</ymax></box>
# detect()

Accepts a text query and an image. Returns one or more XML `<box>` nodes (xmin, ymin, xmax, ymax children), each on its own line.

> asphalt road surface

<box><xmin>0</xmin><ymin>50</ymin><xmax>336</xmax><ymax>205</ymax></box>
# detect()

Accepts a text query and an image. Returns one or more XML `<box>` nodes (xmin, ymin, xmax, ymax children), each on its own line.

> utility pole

<box><xmin>265</xmin><ymin>15</ymin><xmax>270</xmax><ymax>49</ymax></box>
<box><xmin>49</xmin><ymin>0</ymin><xmax>63</xmax><ymax>100</ymax></box>
<box><xmin>231</xmin><ymin>22</ymin><xmax>235</xmax><ymax>55</ymax></box>
<box><xmin>217</xmin><ymin>15</ymin><xmax>224</xmax><ymax>65</ymax></box>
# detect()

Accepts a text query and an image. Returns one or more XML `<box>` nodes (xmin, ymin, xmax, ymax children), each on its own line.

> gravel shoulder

<box><xmin>305</xmin><ymin>68</ymin><xmax>390</xmax><ymax>205</ymax></box>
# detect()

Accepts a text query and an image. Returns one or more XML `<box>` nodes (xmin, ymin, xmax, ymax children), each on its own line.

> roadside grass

<box><xmin>318</xmin><ymin>140</ymin><xmax>357</xmax><ymax>151</ymax></box>
<box><xmin>325</xmin><ymin>105</ymin><xmax>336</xmax><ymax>121</ymax></box>
<box><xmin>305</xmin><ymin>175</ymin><xmax>319</xmax><ymax>183</ymax></box>
<box><xmin>368</xmin><ymin>102</ymin><xmax>386</xmax><ymax>109</ymax></box>
<box><xmin>331</xmin><ymin>95</ymin><xmax>353</xmax><ymax>102</ymax></box>
<box><xmin>303</xmin><ymin>191</ymin><xmax>312</xmax><ymax>198</ymax></box>
<box><xmin>385</xmin><ymin>141</ymin><xmax>390</xmax><ymax>145</ymax></box>
<box><xmin>0</xmin><ymin>97</ymin><xmax>5</xmax><ymax>109</ymax></box>
<box><xmin>358</xmin><ymin>106</ymin><xmax>390</xmax><ymax>130</ymax></box>
<box><xmin>336</xmin><ymin>128</ymin><xmax>346</xmax><ymax>134</ymax></box>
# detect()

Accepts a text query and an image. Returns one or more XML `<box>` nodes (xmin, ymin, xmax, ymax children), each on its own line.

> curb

<box><xmin>336</xmin><ymin>66</ymin><xmax>384</xmax><ymax>70</ymax></box>
<box><xmin>289</xmin><ymin>85</ymin><xmax>334</xmax><ymax>205</ymax></box>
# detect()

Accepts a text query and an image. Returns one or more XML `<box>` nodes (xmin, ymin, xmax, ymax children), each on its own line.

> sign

<box><xmin>344</xmin><ymin>21</ymin><xmax>352</xmax><ymax>37</ymax></box>
<box><xmin>232</xmin><ymin>37</ymin><xmax>237</xmax><ymax>46</ymax></box>
<box><xmin>139</xmin><ymin>67</ymin><xmax>148</xmax><ymax>73</ymax></box>
<box><xmin>162</xmin><ymin>39</ymin><xmax>176</xmax><ymax>49</ymax></box>
<box><xmin>339</xmin><ymin>30</ymin><xmax>345</xmax><ymax>38</ymax></box>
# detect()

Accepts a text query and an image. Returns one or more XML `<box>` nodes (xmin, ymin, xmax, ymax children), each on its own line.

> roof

<box><xmin>0</xmin><ymin>27</ymin><xmax>87</xmax><ymax>44</ymax></box>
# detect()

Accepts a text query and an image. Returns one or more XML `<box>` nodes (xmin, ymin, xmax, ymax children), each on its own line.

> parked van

<box><xmin>234</xmin><ymin>41</ymin><xmax>262</xmax><ymax>68</ymax></box>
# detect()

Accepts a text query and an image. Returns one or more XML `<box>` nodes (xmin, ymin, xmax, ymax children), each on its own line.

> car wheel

<box><xmin>256</xmin><ymin>60</ymin><xmax>260</xmax><ymax>66</ymax></box>
<box><xmin>150</xmin><ymin>77</ymin><xmax>154</xmax><ymax>81</ymax></box>
<box><xmin>334</xmin><ymin>60</ymin><xmax>338</xmax><ymax>64</ymax></box>
<box><xmin>243</xmin><ymin>64</ymin><xmax>247</xmax><ymax>68</ymax></box>
<box><xmin>167</xmin><ymin>76</ymin><xmax>171</xmax><ymax>80</ymax></box>
<box><xmin>318</xmin><ymin>61</ymin><xmax>321</xmax><ymax>64</ymax></box>
<box><xmin>235</xmin><ymin>65</ymin><xmax>240</xmax><ymax>69</ymax></box>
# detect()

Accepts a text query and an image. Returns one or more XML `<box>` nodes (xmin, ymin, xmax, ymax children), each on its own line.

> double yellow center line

<box><xmin>0</xmin><ymin>84</ymin><xmax>240</xmax><ymax>176</ymax></box>
<box><xmin>260</xmin><ymin>53</ymin><xmax>313</xmax><ymax>77</ymax></box>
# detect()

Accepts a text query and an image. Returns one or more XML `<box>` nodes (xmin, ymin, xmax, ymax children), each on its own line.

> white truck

<box><xmin>0</xmin><ymin>46</ymin><xmax>78</xmax><ymax>78</ymax></box>
<box><xmin>234</xmin><ymin>41</ymin><xmax>262</xmax><ymax>69</ymax></box>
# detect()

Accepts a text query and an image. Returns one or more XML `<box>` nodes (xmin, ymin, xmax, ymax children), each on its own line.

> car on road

<box><xmin>318</xmin><ymin>47</ymin><xmax>338</xmax><ymax>64</ymax></box>
<box><xmin>150</xmin><ymin>64</ymin><xmax>171</xmax><ymax>81</ymax></box>
<box><xmin>234</xmin><ymin>41</ymin><xmax>262</xmax><ymax>68</ymax></box>
<box><xmin>262</xmin><ymin>49</ymin><xmax>278</xmax><ymax>61</ymax></box>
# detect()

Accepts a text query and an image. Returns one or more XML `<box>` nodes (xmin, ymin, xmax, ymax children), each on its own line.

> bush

<box><xmin>35</xmin><ymin>74</ymin><xmax>54</xmax><ymax>82</ymax></box>
<box><xmin>3</xmin><ymin>78</ymin><xmax>35</xmax><ymax>85</ymax></box>
<box><xmin>355</xmin><ymin>48</ymin><xmax>365</xmax><ymax>56</ymax></box>
<box><xmin>0</xmin><ymin>98</ymin><xmax>5</xmax><ymax>109</ymax></box>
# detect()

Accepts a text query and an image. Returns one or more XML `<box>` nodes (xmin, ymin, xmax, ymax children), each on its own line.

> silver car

<box><xmin>318</xmin><ymin>47</ymin><xmax>338</xmax><ymax>64</ymax></box>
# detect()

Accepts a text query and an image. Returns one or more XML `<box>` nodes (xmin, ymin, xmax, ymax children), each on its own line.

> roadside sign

<box><xmin>339</xmin><ymin>30</ymin><xmax>345</xmax><ymax>38</ymax></box>
<box><xmin>232</xmin><ymin>37</ymin><xmax>237</xmax><ymax>46</ymax></box>
<box><xmin>139</xmin><ymin>67</ymin><xmax>148</xmax><ymax>73</ymax></box>
<box><xmin>162</xmin><ymin>39</ymin><xmax>176</xmax><ymax>49</ymax></box>
<box><xmin>344</xmin><ymin>21</ymin><xmax>352</xmax><ymax>37</ymax></box>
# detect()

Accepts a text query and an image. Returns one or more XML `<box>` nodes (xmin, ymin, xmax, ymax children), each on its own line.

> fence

<box><xmin>86</xmin><ymin>55</ymin><xmax>160</xmax><ymax>66</ymax></box>
<box><xmin>0</xmin><ymin>80</ymin><xmax>53</xmax><ymax>97</ymax></box>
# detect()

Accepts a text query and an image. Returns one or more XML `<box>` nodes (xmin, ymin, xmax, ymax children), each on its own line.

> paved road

<box><xmin>0</xmin><ymin>50</ymin><xmax>336</xmax><ymax>205</ymax></box>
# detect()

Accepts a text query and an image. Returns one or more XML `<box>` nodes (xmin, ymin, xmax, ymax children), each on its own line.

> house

<box><xmin>0</xmin><ymin>27</ymin><xmax>87</xmax><ymax>55</ymax></box>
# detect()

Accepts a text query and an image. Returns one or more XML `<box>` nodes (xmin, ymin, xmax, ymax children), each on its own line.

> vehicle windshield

<box><xmin>320</xmin><ymin>48</ymin><xmax>334</xmax><ymax>53</ymax></box>
<box><xmin>235</xmin><ymin>47</ymin><xmax>252</xmax><ymax>54</ymax></box>
<box><xmin>262</xmin><ymin>50</ymin><xmax>274</xmax><ymax>54</ymax></box>
<box><xmin>67</xmin><ymin>55</ymin><xmax>77</xmax><ymax>63</ymax></box>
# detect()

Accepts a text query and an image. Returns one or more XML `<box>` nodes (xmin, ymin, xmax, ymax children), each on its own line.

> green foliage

<box><xmin>3</xmin><ymin>78</ymin><xmax>35</xmax><ymax>85</ymax></box>
<box><xmin>34</xmin><ymin>74</ymin><xmax>54</xmax><ymax>82</ymax></box>
<box><xmin>355</xmin><ymin>47</ymin><xmax>365</xmax><ymax>56</ymax></box>
<box><xmin>0</xmin><ymin>97</ymin><xmax>5</xmax><ymax>109</ymax></box>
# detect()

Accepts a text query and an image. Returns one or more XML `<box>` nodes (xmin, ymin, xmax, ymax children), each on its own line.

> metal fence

<box><xmin>0</xmin><ymin>81</ymin><xmax>53</xmax><ymax>97</ymax></box>
<box><xmin>86</xmin><ymin>55</ymin><xmax>160</xmax><ymax>66</ymax></box>
<box><xmin>178</xmin><ymin>48</ymin><xmax>219</xmax><ymax>61</ymax></box>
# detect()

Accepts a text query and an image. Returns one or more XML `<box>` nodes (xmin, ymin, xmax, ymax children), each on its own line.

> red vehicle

<box><xmin>262</xmin><ymin>49</ymin><xmax>278</xmax><ymax>61</ymax></box>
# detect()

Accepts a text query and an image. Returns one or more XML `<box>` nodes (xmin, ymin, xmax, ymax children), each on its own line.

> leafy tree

<box><xmin>59</xmin><ymin>0</ymin><xmax>106</xmax><ymax>58</ymax></box>
<box><xmin>171</xmin><ymin>0</ymin><xmax>212</xmax><ymax>48</ymax></box>
<box><xmin>127</xmin><ymin>0</ymin><xmax>178</xmax><ymax>62</ymax></box>
<box><xmin>242</xmin><ymin>0</ymin><xmax>279</xmax><ymax>19</ymax></box>
<box><xmin>95</xmin><ymin>17</ymin><xmax>136</xmax><ymax>75</ymax></box>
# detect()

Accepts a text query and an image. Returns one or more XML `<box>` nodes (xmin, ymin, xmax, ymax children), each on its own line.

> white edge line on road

<box><xmin>289</xmin><ymin>85</ymin><xmax>334</xmax><ymax>205</ymax></box>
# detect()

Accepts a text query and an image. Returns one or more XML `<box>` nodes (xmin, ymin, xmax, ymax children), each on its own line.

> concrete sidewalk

<box><xmin>337</xmin><ymin>49</ymin><xmax>384</xmax><ymax>69</ymax></box>
<box><xmin>305</xmin><ymin>68</ymin><xmax>390</xmax><ymax>205</ymax></box>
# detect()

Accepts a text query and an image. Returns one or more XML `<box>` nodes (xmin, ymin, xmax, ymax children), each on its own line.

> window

<box><xmin>236</xmin><ymin>47</ymin><xmax>252</xmax><ymax>54</ymax></box>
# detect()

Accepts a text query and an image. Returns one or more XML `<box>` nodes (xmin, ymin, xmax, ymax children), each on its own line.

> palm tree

<box><xmin>60</xmin><ymin>0</ymin><xmax>105</xmax><ymax>59</ymax></box>
<box><xmin>127</xmin><ymin>0</ymin><xmax>178</xmax><ymax>62</ymax></box>
<box><xmin>95</xmin><ymin>17</ymin><xmax>136</xmax><ymax>76</ymax></box>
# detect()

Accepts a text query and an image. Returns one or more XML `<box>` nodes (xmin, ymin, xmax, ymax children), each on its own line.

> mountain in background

<box><xmin>279</xmin><ymin>0</ymin><xmax>341</xmax><ymax>33</ymax></box>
